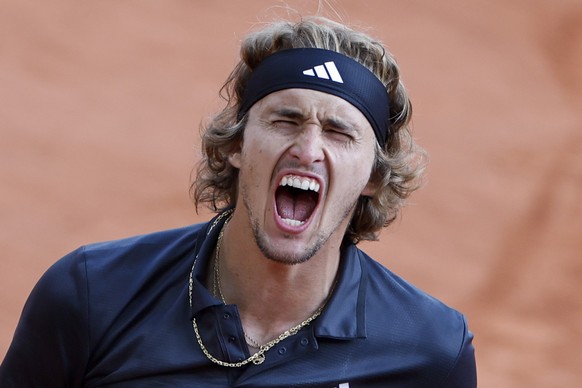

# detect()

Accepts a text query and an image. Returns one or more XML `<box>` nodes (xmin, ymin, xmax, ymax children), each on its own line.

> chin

<box><xmin>267</xmin><ymin>255</ymin><xmax>310</xmax><ymax>266</ymax></box>
<box><xmin>255</xmin><ymin>230</ymin><xmax>326</xmax><ymax>266</ymax></box>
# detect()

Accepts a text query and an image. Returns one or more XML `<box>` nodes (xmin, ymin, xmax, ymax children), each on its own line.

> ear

<box><xmin>361</xmin><ymin>179</ymin><xmax>377</xmax><ymax>197</ymax></box>
<box><xmin>228</xmin><ymin>150</ymin><xmax>241</xmax><ymax>168</ymax></box>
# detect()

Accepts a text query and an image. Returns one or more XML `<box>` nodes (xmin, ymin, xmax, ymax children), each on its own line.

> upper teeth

<box><xmin>279</xmin><ymin>175</ymin><xmax>320</xmax><ymax>192</ymax></box>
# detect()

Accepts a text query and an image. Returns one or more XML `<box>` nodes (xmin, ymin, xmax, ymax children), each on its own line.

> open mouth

<box><xmin>275</xmin><ymin>174</ymin><xmax>321</xmax><ymax>227</ymax></box>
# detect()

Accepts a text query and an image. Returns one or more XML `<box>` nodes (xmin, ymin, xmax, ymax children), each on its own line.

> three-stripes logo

<box><xmin>302</xmin><ymin>61</ymin><xmax>344</xmax><ymax>83</ymax></box>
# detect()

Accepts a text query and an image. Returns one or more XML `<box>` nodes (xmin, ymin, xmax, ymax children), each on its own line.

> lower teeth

<box><xmin>281</xmin><ymin>218</ymin><xmax>305</xmax><ymax>227</ymax></box>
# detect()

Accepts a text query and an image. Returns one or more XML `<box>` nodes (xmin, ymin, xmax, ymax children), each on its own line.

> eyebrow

<box><xmin>270</xmin><ymin>108</ymin><xmax>358</xmax><ymax>133</ymax></box>
<box><xmin>325</xmin><ymin>117</ymin><xmax>354</xmax><ymax>133</ymax></box>
<box><xmin>270</xmin><ymin>107</ymin><xmax>306</xmax><ymax>120</ymax></box>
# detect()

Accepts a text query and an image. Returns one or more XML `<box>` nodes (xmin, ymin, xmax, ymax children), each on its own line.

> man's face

<box><xmin>229</xmin><ymin>88</ymin><xmax>377</xmax><ymax>265</ymax></box>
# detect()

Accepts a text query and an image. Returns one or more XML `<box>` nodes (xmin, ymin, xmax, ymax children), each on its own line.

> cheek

<box><xmin>351</xmin><ymin>155</ymin><xmax>377</xmax><ymax>196</ymax></box>
<box><xmin>238</xmin><ymin>140</ymin><xmax>277</xmax><ymax>180</ymax></box>
<box><xmin>245</xmin><ymin>135</ymin><xmax>283</xmax><ymax>165</ymax></box>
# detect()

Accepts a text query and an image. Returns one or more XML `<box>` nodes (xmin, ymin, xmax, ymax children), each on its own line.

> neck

<box><xmin>214</xmin><ymin>212</ymin><xmax>340</xmax><ymax>345</ymax></box>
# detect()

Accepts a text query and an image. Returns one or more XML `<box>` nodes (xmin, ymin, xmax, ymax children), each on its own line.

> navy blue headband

<box><xmin>238</xmin><ymin>48</ymin><xmax>390</xmax><ymax>147</ymax></box>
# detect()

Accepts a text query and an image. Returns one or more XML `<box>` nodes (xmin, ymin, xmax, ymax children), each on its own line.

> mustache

<box><xmin>273</xmin><ymin>160</ymin><xmax>327</xmax><ymax>180</ymax></box>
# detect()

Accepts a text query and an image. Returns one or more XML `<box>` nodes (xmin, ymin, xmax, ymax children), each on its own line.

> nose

<box><xmin>288</xmin><ymin>125</ymin><xmax>325</xmax><ymax>165</ymax></box>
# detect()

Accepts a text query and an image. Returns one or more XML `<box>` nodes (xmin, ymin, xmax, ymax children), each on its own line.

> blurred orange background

<box><xmin>1</xmin><ymin>1</ymin><xmax>581</xmax><ymax>386</ymax></box>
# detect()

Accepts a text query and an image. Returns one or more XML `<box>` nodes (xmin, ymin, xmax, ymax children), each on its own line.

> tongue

<box><xmin>276</xmin><ymin>189</ymin><xmax>316</xmax><ymax>222</ymax></box>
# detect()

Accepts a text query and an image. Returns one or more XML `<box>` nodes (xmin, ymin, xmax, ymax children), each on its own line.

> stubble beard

<box><xmin>252</xmin><ymin>219</ymin><xmax>327</xmax><ymax>265</ymax></box>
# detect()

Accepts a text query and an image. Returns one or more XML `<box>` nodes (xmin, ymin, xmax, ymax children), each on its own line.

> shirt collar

<box><xmin>314</xmin><ymin>243</ymin><xmax>367</xmax><ymax>339</ymax></box>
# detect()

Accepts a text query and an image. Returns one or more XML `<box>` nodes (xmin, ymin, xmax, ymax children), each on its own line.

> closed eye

<box><xmin>324</xmin><ymin>127</ymin><xmax>356</xmax><ymax>142</ymax></box>
<box><xmin>273</xmin><ymin>119</ymin><xmax>299</xmax><ymax>128</ymax></box>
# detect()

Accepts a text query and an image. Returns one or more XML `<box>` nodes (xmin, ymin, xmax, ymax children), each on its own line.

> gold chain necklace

<box><xmin>188</xmin><ymin>209</ymin><xmax>328</xmax><ymax>368</ymax></box>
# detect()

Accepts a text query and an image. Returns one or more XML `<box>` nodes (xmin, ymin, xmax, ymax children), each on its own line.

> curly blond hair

<box><xmin>192</xmin><ymin>17</ymin><xmax>426</xmax><ymax>243</ymax></box>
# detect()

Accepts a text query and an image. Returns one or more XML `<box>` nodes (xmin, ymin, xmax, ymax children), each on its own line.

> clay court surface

<box><xmin>1</xmin><ymin>1</ymin><xmax>581</xmax><ymax>386</ymax></box>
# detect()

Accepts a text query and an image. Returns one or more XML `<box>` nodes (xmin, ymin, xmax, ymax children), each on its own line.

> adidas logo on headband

<box><xmin>302</xmin><ymin>61</ymin><xmax>344</xmax><ymax>83</ymax></box>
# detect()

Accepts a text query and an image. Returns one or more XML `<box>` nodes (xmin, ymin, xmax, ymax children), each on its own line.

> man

<box><xmin>0</xmin><ymin>17</ymin><xmax>476</xmax><ymax>387</ymax></box>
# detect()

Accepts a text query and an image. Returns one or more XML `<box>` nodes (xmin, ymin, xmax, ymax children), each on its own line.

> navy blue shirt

<box><xmin>1</xmin><ymin>213</ymin><xmax>476</xmax><ymax>387</ymax></box>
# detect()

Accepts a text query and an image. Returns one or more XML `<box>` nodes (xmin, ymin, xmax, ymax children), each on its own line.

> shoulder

<box><xmin>45</xmin><ymin>222</ymin><xmax>210</xmax><ymax>353</ymax></box>
<box><xmin>29</xmin><ymin>222</ymin><xmax>208</xmax><ymax>311</ymax></box>
<box><xmin>357</xmin><ymin>249</ymin><xmax>477</xmax><ymax>387</ymax></box>
<box><xmin>37</xmin><ymin>223</ymin><xmax>207</xmax><ymax>286</ymax></box>
<box><xmin>73</xmin><ymin>222</ymin><xmax>209</xmax><ymax>312</ymax></box>
<box><xmin>82</xmin><ymin>222</ymin><xmax>207</xmax><ymax>260</ymax></box>
<box><xmin>359</xmin><ymin>249</ymin><xmax>463</xmax><ymax>325</ymax></box>
<box><xmin>0</xmin><ymin>223</ymin><xmax>211</xmax><ymax>386</ymax></box>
